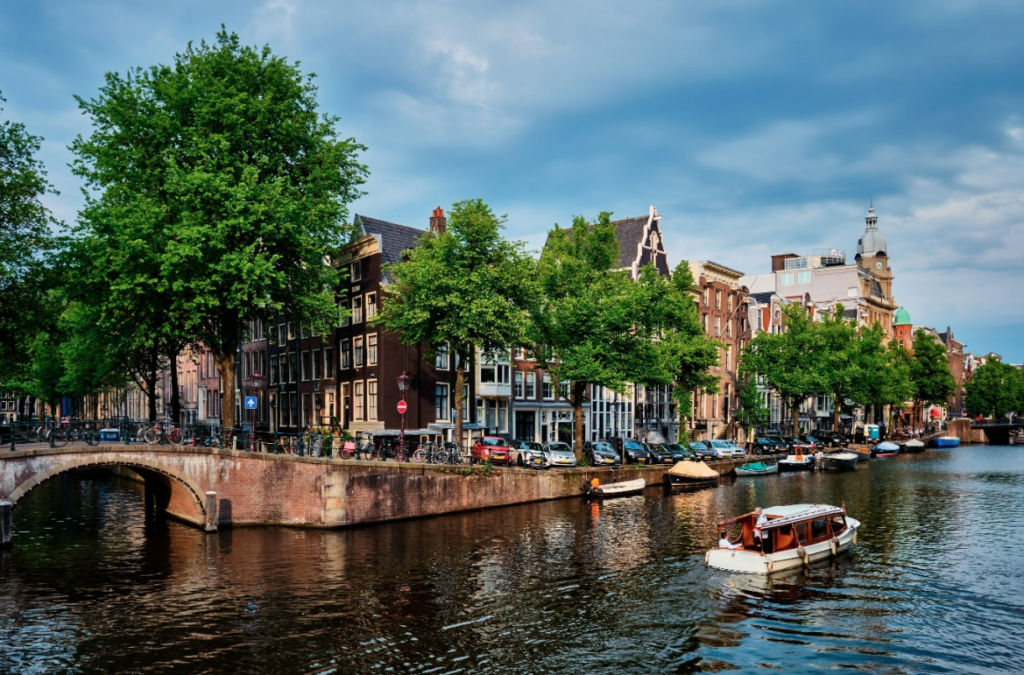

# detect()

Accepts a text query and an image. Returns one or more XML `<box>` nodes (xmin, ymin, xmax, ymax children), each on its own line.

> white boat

<box><xmin>901</xmin><ymin>438</ymin><xmax>926</xmax><ymax>453</ymax></box>
<box><xmin>586</xmin><ymin>478</ymin><xmax>645</xmax><ymax>498</ymax></box>
<box><xmin>824</xmin><ymin>451</ymin><xmax>859</xmax><ymax>470</ymax></box>
<box><xmin>777</xmin><ymin>453</ymin><xmax>813</xmax><ymax>471</ymax></box>
<box><xmin>706</xmin><ymin>504</ymin><xmax>860</xmax><ymax>575</ymax></box>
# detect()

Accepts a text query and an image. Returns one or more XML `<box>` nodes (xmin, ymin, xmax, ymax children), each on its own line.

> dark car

<box><xmin>583</xmin><ymin>441</ymin><xmax>621</xmax><ymax>466</ymax></box>
<box><xmin>753</xmin><ymin>436</ymin><xmax>784</xmax><ymax>455</ymax></box>
<box><xmin>689</xmin><ymin>441</ymin><xmax>716</xmax><ymax>460</ymax></box>
<box><xmin>645</xmin><ymin>442</ymin><xmax>675</xmax><ymax>465</ymax></box>
<box><xmin>816</xmin><ymin>431</ymin><xmax>847</xmax><ymax>448</ymax></box>
<box><xmin>621</xmin><ymin>439</ymin><xmax>649</xmax><ymax>464</ymax></box>
<box><xmin>665</xmin><ymin>443</ymin><xmax>697</xmax><ymax>461</ymax></box>
<box><xmin>798</xmin><ymin>435</ymin><xmax>821</xmax><ymax>450</ymax></box>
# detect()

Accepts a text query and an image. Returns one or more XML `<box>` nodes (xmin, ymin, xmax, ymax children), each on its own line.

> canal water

<box><xmin>2</xmin><ymin>447</ymin><xmax>1023</xmax><ymax>674</ymax></box>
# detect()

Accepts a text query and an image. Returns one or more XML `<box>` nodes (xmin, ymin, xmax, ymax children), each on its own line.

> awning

<box><xmin>930</xmin><ymin>409</ymin><xmax>940</xmax><ymax>418</ymax></box>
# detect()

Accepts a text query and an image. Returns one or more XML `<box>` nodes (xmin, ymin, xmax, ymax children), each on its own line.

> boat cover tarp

<box><xmin>666</xmin><ymin>461</ymin><xmax>719</xmax><ymax>479</ymax></box>
<box><xmin>876</xmin><ymin>441</ymin><xmax>900</xmax><ymax>452</ymax></box>
<box><xmin>737</xmin><ymin>462</ymin><xmax>774</xmax><ymax>472</ymax></box>
<box><xmin>903</xmin><ymin>439</ymin><xmax>925</xmax><ymax>448</ymax></box>
<box><xmin>760</xmin><ymin>504</ymin><xmax>845</xmax><ymax>530</ymax></box>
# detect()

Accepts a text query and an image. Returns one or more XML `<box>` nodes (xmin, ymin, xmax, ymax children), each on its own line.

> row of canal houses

<box><xmin>160</xmin><ymin>205</ymin><xmax>752</xmax><ymax>446</ymax></box>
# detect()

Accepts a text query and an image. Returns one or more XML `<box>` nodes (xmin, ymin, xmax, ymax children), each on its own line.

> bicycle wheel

<box><xmin>411</xmin><ymin>447</ymin><xmax>429</xmax><ymax>463</ymax></box>
<box><xmin>167</xmin><ymin>428</ymin><xmax>184</xmax><ymax>445</ymax></box>
<box><xmin>52</xmin><ymin>427</ymin><xmax>71</xmax><ymax>447</ymax></box>
<box><xmin>142</xmin><ymin>427</ymin><xmax>161</xmax><ymax>444</ymax></box>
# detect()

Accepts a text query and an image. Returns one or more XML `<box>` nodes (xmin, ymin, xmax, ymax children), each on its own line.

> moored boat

<box><xmin>931</xmin><ymin>436</ymin><xmax>961</xmax><ymax>448</ymax></box>
<box><xmin>734</xmin><ymin>461</ymin><xmax>778</xmax><ymax>477</ymax></box>
<box><xmin>851</xmin><ymin>446</ymin><xmax>872</xmax><ymax>461</ymax></box>
<box><xmin>777</xmin><ymin>453</ymin><xmax>813</xmax><ymax>471</ymax></box>
<box><xmin>874</xmin><ymin>441</ymin><xmax>900</xmax><ymax>457</ymax></box>
<box><xmin>665</xmin><ymin>461</ymin><xmax>719</xmax><ymax>490</ymax></box>
<box><xmin>586</xmin><ymin>477</ymin><xmax>645</xmax><ymax>498</ymax></box>
<box><xmin>706</xmin><ymin>503</ymin><xmax>861</xmax><ymax>575</ymax></box>
<box><xmin>824</xmin><ymin>451</ymin><xmax>859</xmax><ymax>470</ymax></box>
<box><xmin>900</xmin><ymin>438</ymin><xmax>926</xmax><ymax>453</ymax></box>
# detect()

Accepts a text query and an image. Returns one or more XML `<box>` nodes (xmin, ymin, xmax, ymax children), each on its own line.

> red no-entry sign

<box><xmin>397</xmin><ymin>400</ymin><xmax>408</xmax><ymax>414</ymax></box>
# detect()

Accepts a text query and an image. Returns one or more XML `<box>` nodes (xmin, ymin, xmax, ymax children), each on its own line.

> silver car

<box><xmin>510</xmin><ymin>440</ymin><xmax>547</xmax><ymax>468</ymax></box>
<box><xmin>542</xmin><ymin>442</ymin><xmax>577</xmax><ymax>468</ymax></box>
<box><xmin>709</xmin><ymin>440</ymin><xmax>737</xmax><ymax>459</ymax></box>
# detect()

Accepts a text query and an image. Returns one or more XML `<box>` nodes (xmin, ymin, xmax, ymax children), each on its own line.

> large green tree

<box><xmin>965</xmin><ymin>357</ymin><xmax>1022</xmax><ymax>419</ymax></box>
<box><xmin>374</xmin><ymin>199</ymin><xmax>538</xmax><ymax>446</ymax></box>
<box><xmin>818</xmin><ymin>304</ymin><xmax>859</xmax><ymax>430</ymax></box>
<box><xmin>71</xmin><ymin>29</ymin><xmax>367</xmax><ymax>427</ymax></box>
<box><xmin>531</xmin><ymin>213</ymin><xmax>656</xmax><ymax>457</ymax></box>
<box><xmin>734</xmin><ymin>373</ymin><xmax>770</xmax><ymax>434</ymax></box>
<box><xmin>0</xmin><ymin>90</ymin><xmax>58</xmax><ymax>383</ymax></box>
<box><xmin>909</xmin><ymin>328</ymin><xmax>956</xmax><ymax>427</ymax></box>
<box><xmin>741</xmin><ymin>303</ymin><xmax>826</xmax><ymax>435</ymax></box>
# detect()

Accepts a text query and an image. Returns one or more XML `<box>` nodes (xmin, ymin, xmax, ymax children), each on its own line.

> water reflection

<box><xmin>1</xmin><ymin>450</ymin><xmax>1024</xmax><ymax>673</ymax></box>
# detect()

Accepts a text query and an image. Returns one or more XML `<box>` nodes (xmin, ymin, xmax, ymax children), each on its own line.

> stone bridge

<box><xmin>1</xmin><ymin>445</ymin><xmax>730</xmax><ymax>546</ymax></box>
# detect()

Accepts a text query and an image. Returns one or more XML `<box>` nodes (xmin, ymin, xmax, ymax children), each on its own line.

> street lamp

<box><xmin>397</xmin><ymin>371</ymin><xmax>411</xmax><ymax>459</ymax></box>
<box><xmin>249</xmin><ymin>371</ymin><xmax>263</xmax><ymax>452</ymax></box>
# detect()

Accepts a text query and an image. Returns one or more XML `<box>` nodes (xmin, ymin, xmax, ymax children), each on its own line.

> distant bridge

<box><xmin>969</xmin><ymin>422</ymin><xmax>1024</xmax><ymax>445</ymax></box>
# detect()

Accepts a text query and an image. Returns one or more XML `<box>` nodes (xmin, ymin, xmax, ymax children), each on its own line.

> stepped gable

<box><xmin>354</xmin><ymin>214</ymin><xmax>426</xmax><ymax>263</ymax></box>
<box><xmin>609</xmin><ymin>215</ymin><xmax>650</xmax><ymax>268</ymax></box>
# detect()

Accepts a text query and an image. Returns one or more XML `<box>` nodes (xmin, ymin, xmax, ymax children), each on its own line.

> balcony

<box><xmin>477</xmin><ymin>382</ymin><xmax>512</xmax><ymax>398</ymax></box>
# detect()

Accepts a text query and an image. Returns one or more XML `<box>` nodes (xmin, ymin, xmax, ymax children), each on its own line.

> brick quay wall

<box><xmin>0</xmin><ymin>446</ymin><xmax>748</xmax><ymax>532</ymax></box>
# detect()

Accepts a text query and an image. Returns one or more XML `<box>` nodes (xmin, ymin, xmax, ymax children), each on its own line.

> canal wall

<box><xmin>0</xmin><ymin>445</ymin><xmax>747</xmax><ymax>533</ymax></box>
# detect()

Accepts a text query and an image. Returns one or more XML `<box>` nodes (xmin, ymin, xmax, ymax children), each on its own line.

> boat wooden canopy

<box><xmin>759</xmin><ymin>505</ymin><xmax>845</xmax><ymax>530</ymax></box>
<box><xmin>666</xmin><ymin>461</ymin><xmax>719</xmax><ymax>479</ymax></box>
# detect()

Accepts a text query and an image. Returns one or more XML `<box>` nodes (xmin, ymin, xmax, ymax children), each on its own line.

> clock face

<box><xmin>875</xmin><ymin>261</ymin><xmax>883</xmax><ymax>269</ymax></box>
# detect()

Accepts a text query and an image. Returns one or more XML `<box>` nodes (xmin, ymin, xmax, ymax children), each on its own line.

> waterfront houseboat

<box><xmin>932</xmin><ymin>436</ymin><xmax>961</xmax><ymax>448</ymax></box>
<box><xmin>665</xmin><ymin>461</ymin><xmax>719</xmax><ymax>490</ymax></box>
<box><xmin>585</xmin><ymin>477</ymin><xmax>645</xmax><ymax>499</ymax></box>
<box><xmin>706</xmin><ymin>504</ymin><xmax>860</xmax><ymax>575</ymax></box>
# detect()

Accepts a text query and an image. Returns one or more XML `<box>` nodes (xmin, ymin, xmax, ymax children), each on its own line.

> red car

<box><xmin>471</xmin><ymin>436</ymin><xmax>512</xmax><ymax>464</ymax></box>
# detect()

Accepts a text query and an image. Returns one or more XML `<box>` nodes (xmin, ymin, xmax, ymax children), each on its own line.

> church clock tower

<box><xmin>854</xmin><ymin>204</ymin><xmax>898</xmax><ymax>336</ymax></box>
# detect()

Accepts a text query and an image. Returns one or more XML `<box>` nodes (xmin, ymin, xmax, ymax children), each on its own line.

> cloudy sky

<box><xmin>3</xmin><ymin>0</ymin><xmax>1023</xmax><ymax>360</ymax></box>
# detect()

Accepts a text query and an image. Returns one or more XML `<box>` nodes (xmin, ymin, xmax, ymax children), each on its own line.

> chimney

<box><xmin>429</xmin><ymin>207</ymin><xmax>446</xmax><ymax>234</ymax></box>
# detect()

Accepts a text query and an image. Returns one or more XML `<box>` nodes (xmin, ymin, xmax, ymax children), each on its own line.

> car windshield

<box><xmin>710</xmin><ymin>440</ymin><xmax>730</xmax><ymax>448</ymax></box>
<box><xmin>667</xmin><ymin>444</ymin><xmax>686</xmax><ymax>452</ymax></box>
<box><xmin>516</xmin><ymin>441</ymin><xmax>542</xmax><ymax>450</ymax></box>
<box><xmin>690</xmin><ymin>442</ymin><xmax>707</xmax><ymax>450</ymax></box>
<box><xmin>624</xmin><ymin>441</ymin><xmax>644</xmax><ymax>450</ymax></box>
<box><xmin>592</xmin><ymin>443</ymin><xmax>613</xmax><ymax>452</ymax></box>
<box><xmin>547</xmin><ymin>443</ymin><xmax>571</xmax><ymax>453</ymax></box>
<box><xmin>481</xmin><ymin>438</ymin><xmax>506</xmax><ymax>446</ymax></box>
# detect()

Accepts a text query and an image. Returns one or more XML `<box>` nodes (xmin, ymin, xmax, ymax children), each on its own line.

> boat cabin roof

<box><xmin>760</xmin><ymin>504</ymin><xmax>845</xmax><ymax>530</ymax></box>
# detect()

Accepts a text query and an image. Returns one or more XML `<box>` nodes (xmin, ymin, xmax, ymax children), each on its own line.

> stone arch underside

<box><xmin>7</xmin><ymin>457</ymin><xmax>208</xmax><ymax>527</ymax></box>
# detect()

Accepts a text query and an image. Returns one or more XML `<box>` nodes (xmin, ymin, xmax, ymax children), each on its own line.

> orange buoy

<box><xmin>590</xmin><ymin>478</ymin><xmax>600</xmax><ymax>488</ymax></box>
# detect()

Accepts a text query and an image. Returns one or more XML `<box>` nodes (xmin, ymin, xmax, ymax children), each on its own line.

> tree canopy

<box><xmin>909</xmin><ymin>328</ymin><xmax>956</xmax><ymax>420</ymax></box>
<box><xmin>70</xmin><ymin>29</ymin><xmax>367</xmax><ymax>426</ymax></box>
<box><xmin>965</xmin><ymin>357</ymin><xmax>1023</xmax><ymax>419</ymax></box>
<box><xmin>374</xmin><ymin>199</ymin><xmax>538</xmax><ymax>445</ymax></box>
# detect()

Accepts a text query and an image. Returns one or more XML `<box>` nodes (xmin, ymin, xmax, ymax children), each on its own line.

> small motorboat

<box><xmin>851</xmin><ymin>446</ymin><xmax>872</xmax><ymax>461</ymax></box>
<box><xmin>777</xmin><ymin>453</ymin><xmax>813</xmax><ymax>471</ymax></box>
<box><xmin>900</xmin><ymin>439</ymin><xmax>926</xmax><ymax>453</ymax></box>
<box><xmin>931</xmin><ymin>436</ymin><xmax>961</xmax><ymax>448</ymax></box>
<box><xmin>734</xmin><ymin>461</ymin><xmax>778</xmax><ymax>477</ymax></box>
<box><xmin>586</xmin><ymin>477</ymin><xmax>645</xmax><ymax>499</ymax></box>
<box><xmin>665</xmin><ymin>461</ymin><xmax>719</xmax><ymax>490</ymax></box>
<box><xmin>824</xmin><ymin>451</ymin><xmax>859</xmax><ymax>470</ymax></box>
<box><xmin>706</xmin><ymin>503</ymin><xmax>861</xmax><ymax>575</ymax></box>
<box><xmin>874</xmin><ymin>441</ymin><xmax>900</xmax><ymax>458</ymax></box>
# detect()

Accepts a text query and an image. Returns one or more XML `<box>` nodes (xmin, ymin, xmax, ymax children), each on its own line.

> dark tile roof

<box><xmin>748</xmin><ymin>291</ymin><xmax>777</xmax><ymax>305</ymax></box>
<box><xmin>354</xmin><ymin>215</ymin><xmax>426</xmax><ymax>264</ymax></box>
<box><xmin>543</xmin><ymin>215</ymin><xmax>650</xmax><ymax>269</ymax></box>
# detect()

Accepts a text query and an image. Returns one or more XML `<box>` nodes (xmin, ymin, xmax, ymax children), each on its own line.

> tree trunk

<box><xmin>833</xmin><ymin>392</ymin><xmax>841</xmax><ymax>431</ymax></box>
<box><xmin>572</xmin><ymin>382</ymin><xmax>586</xmax><ymax>461</ymax></box>
<box><xmin>146</xmin><ymin>372</ymin><xmax>157</xmax><ymax>422</ymax></box>
<box><xmin>216</xmin><ymin>351</ymin><xmax>237</xmax><ymax>430</ymax></box>
<box><xmin>454</xmin><ymin>362</ymin><xmax>465</xmax><ymax>450</ymax></box>
<box><xmin>792</xmin><ymin>398</ymin><xmax>801</xmax><ymax>436</ymax></box>
<box><xmin>169</xmin><ymin>347</ymin><xmax>181</xmax><ymax>425</ymax></box>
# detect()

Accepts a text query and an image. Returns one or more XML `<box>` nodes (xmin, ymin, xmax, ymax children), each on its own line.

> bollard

<box><xmin>204</xmin><ymin>491</ymin><xmax>218</xmax><ymax>532</ymax></box>
<box><xmin>1</xmin><ymin>501</ymin><xmax>12</xmax><ymax>548</ymax></box>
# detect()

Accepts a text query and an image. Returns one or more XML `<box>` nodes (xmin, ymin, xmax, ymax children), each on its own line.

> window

<box><xmin>354</xmin><ymin>337</ymin><xmax>365</xmax><ymax>367</ymax></box>
<box><xmin>497</xmin><ymin>400</ymin><xmax>508</xmax><ymax>432</ymax></box>
<box><xmin>715</xmin><ymin>290</ymin><xmax>722</xmax><ymax>309</ymax></box>
<box><xmin>726</xmin><ymin>320</ymin><xmax>733</xmax><ymax>339</ymax></box>
<box><xmin>300</xmin><ymin>323</ymin><xmax>310</xmax><ymax>339</ymax></box>
<box><xmin>435</xmin><ymin>344</ymin><xmax>449</xmax><ymax>370</ymax></box>
<box><xmin>514</xmin><ymin>371</ymin><xmax>524</xmax><ymax>398</ymax></box>
<box><xmin>702</xmin><ymin>314</ymin><xmax>709</xmax><ymax>334</ymax></box>
<box><xmin>271</xmin><ymin>355</ymin><xmax>279</xmax><ymax>385</ymax></box>
<box><xmin>341</xmin><ymin>383</ymin><xmax>350</xmax><ymax>423</ymax></box>
<box><xmin>368</xmin><ymin>334</ymin><xmax>378</xmax><ymax>366</ymax></box>
<box><xmin>302</xmin><ymin>393</ymin><xmax>312</xmax><ymax>426</ymax></box>
<box><xmin>559</xmin><ymin>380</ymin><xmax>570</xmax><ymax>399</ymax></box>
<box><xmin>542</xmin><ymin>373</ymin><xmax>553</xmax><ymax>400</ymax></box>
<box><xmin>435</xmin><ymin>384</ymin><xmax>449</xmax><ymax>421</ymax></box>
<box><xmin>798</xmin><ymin>271</ymin><xmax>812</xmax><ymax>284</ymax></box>
<box><xmin>278</xmin><ymin>323</ymin><xmax>286</xmax><ymax>344</ymax></box>
<box><xmin>715</xmin><ymin>316</ymin><xmax>721</xmax><ymax>337</ymax></box>
<box><xmin>290</xmin><ymin>392</ymin><xmax>298</xmax><ymax>428</ymax></box>
<box><xmin>780</xmin><ymin>273</ymin><xmax>794</xmax><ymax>286</ymax></box>
<box><xmin>324</xmin><ymin>347</ymin><xmax>335</xmax><ymax>379</ymax></box>
<box><xmin>341</xmin><ymin>340</ymin><xmax>352</xmax><ymax>369</ymax></box>
<box><xmin>498</xmin><ymin>364</ymin><xmax>510</xmax><ymax>384</ymax></box>
<box><xmin>368</xmin><ymin>380</ymin><xmax>377</xmax><ymax>420</ymax></box>
<box><xmin>727</xmin><ymin>295</ymin><xmax>733</xmax><ymax>312</ymax></box>
<box><xmin>352</xmin><ymin>297</ymin><xmax>363</xmax><ymax>324</ymax></box>
<box><xmin>350</xmin><ymin>261</ymin><xmax>362</xmax><ymax>282</ymax></box>
<box><xmin>365</xmin><ymin>292</ymin><xmax>377</xmax><ymax>321</ymax></box>
<box><xmin>301</xmin><ymin>351</ymin><xmax>311</xmax><ymax>381</ymax></box>
<box><xmin>726</xmin><ymin>346</ymin><xmax>732</xmax><ymax>372</ymax></box>
<box><xmin>312</xmin><ymin>349</ymin><xmax>322</xmax><ymax>380</ymax></box>
<box><xmin>288</xmin><ymin>323</ymin><xmax>295</xmax><ymax>340</ymax></box>
<box><xmin>848</xmin><ymin>287</ymin><xmax>858</xmax><ymax>298</ymax></box>
<box><xmin>702</xmin><ymin>287</ymin><xmax>709</xmax><ymax>305</ymax></box>
<box><xmin>480</xmin><ymin>365</ymin><xmax>496</xmax><ymax>383</ymax></box>
<box><xmin>525</xmin><ymin>372</ymin><xmax>536</xmax><ymax>399</ymax></box>
<box><xmin>354</xmin><ymin>381</ymin><xmax>364</xmax><ymax>420</ymax></box>
<box><xmin>340</xmin><ymin>300</ymin><xmax>350</xmax><ymax>327</ymax></box>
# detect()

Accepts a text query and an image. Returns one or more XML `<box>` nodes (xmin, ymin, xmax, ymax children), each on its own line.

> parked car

<box><xmin>750</xmin><ymin>437</ymin><xmax>782</xmax><ymax>455</ymax></box>
<box><xmin>782</xmin><ymin>436</ymin><xmax>814</xmax><ymax>453</ymax></box>
<box><xmin>541</xmin><ymin>442</ymin><xmax>577</xmax><ymax>467</ymax></box>
<box><xmin>723</xmin><ymin>440</ymin><xmax>747</xmax><ymax>459</ymax></box>
<box><xmin>645</xmin><ymin>442</ymin><xmax>676</xmax><ymax>465</ymax></box>
<box><xmin>798</xmin><ymin>435</ymin><xmax>821</xmax><ymax>450</ymax></box>
<box><xmin>815</xmin><ymin>431</ymin><xmax>847</xmax><ymax>448</ymax></box>
<box><xmin>709</xmin><ymin>440</ymin><xmax>738</xmax><ymax>459</ymax></box>
<box><xmin>621</xmin><ymin>439</ymin><xmax>650</xmax><ymax>464</ymax></box>
<box><xmin>510</xmin><ymin>440</ymin><xmax>548</xmax><ymax>468</ymax></box>
<box><xmin>689</xmin><ymin>441</ymin><xmax>716</xmax><ymax>460</ymax></box>
<box><xmin>472</xmin><ymin>436</ymin><xmax>512</xmax><ymax>464</ymax></box>
<box><xmin>665</xmin><ymin>443</ymin><xmax>697</xmax><ymax>461</ymax></box>
<box><xmin>583</xmin><ymin>441</ymin><xmax>621</xmax><ymax>466</ymax></box>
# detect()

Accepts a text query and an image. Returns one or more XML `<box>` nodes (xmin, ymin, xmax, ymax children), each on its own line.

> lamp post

<box><xmin>612</xmin><ymin>399</ymin><xmax>623</xmax><ymax>464</ymax></box>
<box><xmin>249</xmin><ymin>372</ymin><xmax>263</xmax><ymax>452</ymax></box>
<box><xmin>397</xmin><ymin>371</ymin><xmax>411</xmax><ymax>459</ymax></box>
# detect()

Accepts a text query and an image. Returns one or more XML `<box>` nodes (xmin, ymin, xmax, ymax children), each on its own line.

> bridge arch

<box><xmin>7</xmin><ymin>457</ymin><xmax>209</xmax><ymax>527</ymax></box>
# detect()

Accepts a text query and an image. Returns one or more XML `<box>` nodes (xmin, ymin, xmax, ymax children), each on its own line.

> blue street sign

<box><xmin>244</xmin><ymin>396</ymin><xmax>258</xmax><ymax>410</ymax></box>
